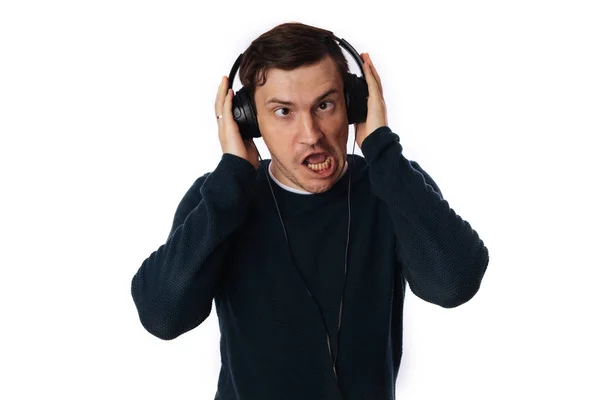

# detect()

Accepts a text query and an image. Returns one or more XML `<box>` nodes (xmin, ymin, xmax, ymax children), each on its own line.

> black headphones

<box><xmin>226</xmin><ymin>34</ymin><xmax>369</xmax><ymax>139</ymax></box>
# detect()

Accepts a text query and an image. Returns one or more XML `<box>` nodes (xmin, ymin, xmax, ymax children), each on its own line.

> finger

<box><xmin>361</xmin><ymin>55</ymin><xmax>381</xmax><ymax>100</ymax></box>
<box><xmin>359</xmin><ymin>53</ymin><xmax>373</xmax><ymax>95</ymax></box>
<box><xmin>366</xmin><ymin>54</ymin><xmax>384</xmax><ymax>98</ymax></box>
<box><xmin>214</xmin><ymin>76</ymin><xmax>228</xmax><ymax>114</ymax></box>
<box><xmin>222</xmin><ymin>88</ymin><xmax>234</xmax><ymax>124</ymax></box>
<box><xmin>217</xmin><ymin>88</ymin><xmax>232</xmax><ymax>129</ymax></box>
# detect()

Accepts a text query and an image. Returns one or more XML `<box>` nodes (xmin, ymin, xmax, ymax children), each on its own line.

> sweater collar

<box><xmin>255</xmin><ymin>155</ymin><xmax>364</xmax><ymax>214</ymax></box>
<box><xmin>267</xmin><ymin>159</ymin><xmax>349</xmax><ymax>194</ymax></box>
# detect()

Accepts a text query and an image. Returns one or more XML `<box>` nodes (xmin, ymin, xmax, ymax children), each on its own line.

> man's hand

<box><xmin>354</xmin><ymin>53</ymin><xmax>389</xmax><ymax>149</ymax></box>
<box><xmin>215</xmin><ymin>76</ymin><xmax>259</xmax><ymax>170</ymax></box>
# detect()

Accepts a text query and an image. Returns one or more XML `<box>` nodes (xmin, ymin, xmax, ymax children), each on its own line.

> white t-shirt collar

<box><xmin>268</xmin><ymin>159</ymin><xmax>349</xmax><ymax>195</ymax></box>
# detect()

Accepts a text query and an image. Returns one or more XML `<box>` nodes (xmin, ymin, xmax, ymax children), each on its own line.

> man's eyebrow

<box><xmin>264</xmin><ymin>88</ymin><xmax>340</xmax><ymax>107</ymax></box>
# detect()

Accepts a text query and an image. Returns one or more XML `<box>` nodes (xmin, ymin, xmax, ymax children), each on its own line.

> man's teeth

<box><xmin>306</xmin><ymin>156</ymin><xmax>331</xmax><ymax>171</ymax></box>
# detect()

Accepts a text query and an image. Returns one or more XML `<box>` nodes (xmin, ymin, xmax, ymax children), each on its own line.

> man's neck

<box><xmin>268</xmin><ymin>159</ymin><xmax>349</xmax><ymax>194</ymax></box>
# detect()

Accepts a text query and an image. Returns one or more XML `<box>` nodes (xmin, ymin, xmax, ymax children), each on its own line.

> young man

<box><xmin>131</xmin><ymin>22</ymin><xmax>489</xmax><ymax>400</ymax></box>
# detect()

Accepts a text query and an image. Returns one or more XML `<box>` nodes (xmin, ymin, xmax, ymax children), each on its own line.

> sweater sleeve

<box><xmin>361</xmin><ymin>126</ymin><xmax>489</xmax><ymax>308</ymax></box>
<box><xmin>131</xmin><ymin>154</ymin><xmax>258</xmax><ymax>339</ymax></box>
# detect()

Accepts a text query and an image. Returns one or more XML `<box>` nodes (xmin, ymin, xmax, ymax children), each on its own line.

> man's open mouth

<box><xmin>304</xmin><ymin>156</ymin><xmax>331</xmax><ymax>171</ymax></box>
<box><xmin>302</xmin><ymin>153</ymin><xmax>334</xmax><ymax>175</ymax></box>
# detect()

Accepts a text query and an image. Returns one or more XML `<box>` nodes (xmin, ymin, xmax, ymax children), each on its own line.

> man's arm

<box><xmin>130</xmin><ymin>154</ymin><xmax>257</xmax><ymax>339</ymax></box>
<box><xmin>361</xmin><ymin>126</ymin><xmax>489</xmax><ymax>308</ymax></box>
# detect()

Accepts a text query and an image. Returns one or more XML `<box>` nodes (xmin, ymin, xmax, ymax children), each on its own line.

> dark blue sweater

<box><xmin>131</xmin><ymin>126</ymin><xmax>489</xmax><ymax>400</ymax></box>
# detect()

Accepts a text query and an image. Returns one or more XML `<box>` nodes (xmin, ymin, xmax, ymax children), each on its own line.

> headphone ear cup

<box><xmin>232</xmin><ymin>86</ymin><xmax>261</xmax><ymax>139</ymax></box>
<box><xmin>344</xmin><ymin>73</ymin><xmax>368</xmax><ymax>125</ymax></box>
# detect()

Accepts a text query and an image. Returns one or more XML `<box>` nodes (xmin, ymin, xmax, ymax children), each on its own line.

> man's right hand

<box><xmin>214</xmin><ymin>76</ymin><xmax>259</xmax><ymax>170</ymax></box>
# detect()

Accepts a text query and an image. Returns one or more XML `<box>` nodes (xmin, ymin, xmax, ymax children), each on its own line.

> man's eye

<box><xmin>274</xmin><ymin>101</ymin><xmax>334</xmax><ymax>118</ymax></box>
<box><xmin>274</xmin><ymin>108</ymin><xmax>290</xmax><ymax>117</ymax></box>
<box><xmin>318</xmin><ymin>101</ymin><xmax>334</xmax><ymax>111</ymax></box>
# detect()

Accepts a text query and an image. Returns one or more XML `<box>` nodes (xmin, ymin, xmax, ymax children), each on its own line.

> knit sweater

<box><xmin>130</xmin><ymin>126</ymin><xmax>489</xmax><ymax>400</ymax></box>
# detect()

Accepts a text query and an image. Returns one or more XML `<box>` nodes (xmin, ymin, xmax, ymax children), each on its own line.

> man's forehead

<box><xmin>262</xmin><ymin>86</ymin><xmax>341</xmax><ymax>107</ymax></box>
<box><xmin>257</xmin><ymin>69</ymin><xmax>342</xmax><ymax>106</ymax></box>
<box><xmin>263</xmin><ymin>56</ymin><xmax>337</xmax><ymax>83</ymax></box>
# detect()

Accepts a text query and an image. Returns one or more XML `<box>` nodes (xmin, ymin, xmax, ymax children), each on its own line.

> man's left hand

<box><xmin>354</xmin><ymin>53</ymin><xmax>388</xmax><ymax>149</ymax></box>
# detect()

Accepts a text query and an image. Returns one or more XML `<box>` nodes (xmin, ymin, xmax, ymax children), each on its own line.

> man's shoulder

<box><xmin>190</xmin><ymin>172</ymin><xmax>212</xmax><ymax>190</ymax></box>
<box><xmin>347</xmin><ymin>154</ymin><xmax>368</xmax><ymax>180</ymax></box>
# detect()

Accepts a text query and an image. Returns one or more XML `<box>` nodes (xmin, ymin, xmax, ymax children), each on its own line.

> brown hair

<box><xmin>238</xmin><ymin>22</ymin><xmax>350</xmax><ymax>112</ymax></box>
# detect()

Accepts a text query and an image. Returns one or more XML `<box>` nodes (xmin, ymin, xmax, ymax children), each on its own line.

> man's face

<box><xmin>254</xmin><ymin>55</ymin><xmax>349</xmax><ymax>194</ymax></box>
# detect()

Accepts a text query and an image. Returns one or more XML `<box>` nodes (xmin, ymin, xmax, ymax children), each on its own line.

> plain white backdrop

<box><xmin>1</xmin><ymin>1</ymin><xmax>599</xmax><ymax>399</ymax></box>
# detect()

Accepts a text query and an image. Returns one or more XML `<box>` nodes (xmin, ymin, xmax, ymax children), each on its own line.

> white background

<box><xmin>1</xmin><ymin>1</ymin><xmax>599</xmax><ymax>399</ymax></box>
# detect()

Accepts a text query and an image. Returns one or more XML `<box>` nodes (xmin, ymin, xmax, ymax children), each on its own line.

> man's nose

<box><xmin>299</xmin><ymin>113</ymin><xmax>324</xmax><ymax>144</ymax></box>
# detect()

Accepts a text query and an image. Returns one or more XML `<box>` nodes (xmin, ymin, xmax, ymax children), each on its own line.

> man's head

<box><xmin>239</xmin><ymin>22</ymin><xmax>351</xmax><ymax>193</ymax></box>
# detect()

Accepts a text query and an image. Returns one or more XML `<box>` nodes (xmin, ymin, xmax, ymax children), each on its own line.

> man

<box><xmin>131</xmin><ymin>22</ymin><xmax>489</xmax><ymax>400</ymax></box>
